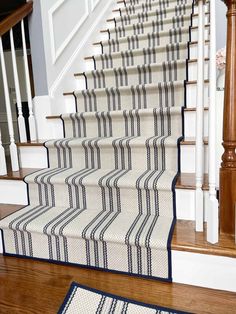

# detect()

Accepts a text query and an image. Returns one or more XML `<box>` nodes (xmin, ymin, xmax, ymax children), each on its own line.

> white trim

<box><xmin>91</xmin><ymin>0</ymin><xmax>101</xmax><ymax>11</ymax></box>
<box><xmin>49</xmin><ymin>0</ymin><xmax>114</xmax><ymax>97</ymax></box>
<box><xmin>48</xmin><ymin>0</ymin><xmax>89</xmax><ymax>64</ymax></box>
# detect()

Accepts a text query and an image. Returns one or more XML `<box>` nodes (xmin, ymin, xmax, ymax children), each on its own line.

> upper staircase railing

<box><xmin>219</xmin><ymin>0</ymin><xmax>236</xmax><ymax>239</ymax></box>
<box><xmin>0</xmin><ymin>1</ymin><xmax>35</xmax><ymax>175</ymax></box>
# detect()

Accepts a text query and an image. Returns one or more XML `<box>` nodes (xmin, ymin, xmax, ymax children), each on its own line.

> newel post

<box><xmin>220</xmin><ymin>0</ymin><xmax>236</xmax><ymax>237</ymax></box>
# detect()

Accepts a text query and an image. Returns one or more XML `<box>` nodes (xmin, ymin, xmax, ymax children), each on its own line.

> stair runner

<box><xmin>0</xmin><ymin>0</ymin><xmax>195</xmax><ymax>281</ymax></box>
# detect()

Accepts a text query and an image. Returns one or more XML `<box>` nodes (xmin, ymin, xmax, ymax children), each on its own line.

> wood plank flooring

<box><xmin>0</xmin><ymin>254</ymin><xmax>236</xmax><ymax>314</ymax></box>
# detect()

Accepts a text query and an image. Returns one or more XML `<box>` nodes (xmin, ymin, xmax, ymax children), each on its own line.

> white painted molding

<box><xmin>91</xmin><ymin>0</ymin><xmax>101</xmax><ymax>11</ymax></box>
<box><xmin>48</xmin><ymin>0</ymin><xmax>89</xmax><ymax>64</ymax></box>
<box><xmin>49</xmin><ymin>0</ymin><xmax>114</xmax><ymax>97</ymax></box>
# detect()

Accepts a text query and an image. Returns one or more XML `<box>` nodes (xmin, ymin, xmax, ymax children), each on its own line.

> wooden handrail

<box><xmin>220</xmin><ymin>0</ymin><xmax>236</xmax><ymax>238</ymax></box>
<box><xmin>0</xmin><ymin>1</ymin><xmax>33</xmax><ymax>37</ymax></box>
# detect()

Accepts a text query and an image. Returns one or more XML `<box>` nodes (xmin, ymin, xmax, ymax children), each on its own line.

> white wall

<box><xmin>216</xmin><ymin>1</ymin><xmax>227</xmax><ymax>50</ymax></box>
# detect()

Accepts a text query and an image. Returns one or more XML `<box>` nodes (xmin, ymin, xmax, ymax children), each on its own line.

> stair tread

<box><xmin>1</xmin><ymin>204</ymin><xmax>234</xmax><ymax>258</ymax></box>
<box><xmin>0</xmin><ymin>204</ymin><xmax>172</xmax><ymax>249</ymax></box>
<box><xmin>93</xmin><ymin>25</ymin><xmax>205</xmax><ymax>46</ymax></box>
<box><xmin>172</xmin><ymin>220</ymin><xmax>236</xmax><ymax>258</ymax></box>
<box><xmin>86</xmin><ymin>42</ymin><xmax>188</xmax><ymax>60</ymax></box>
<box><xmin>16</xmin><ymin>137</ymin><xmax>208</xmax><ymax>148</ymax></box>
<box><xmin>101</xmin><ymin>15</ymin><xmax>191</xmax><ymax>33</ymax></box>
<box><xmin>46</xmin><ymin>108</ymin><xmax>209</xmax><ymax>120</ymax></box>
<box><xmin>74</xmin><ymin>59</ymin><xmax>190</xmax><ymax>77</ymax></box>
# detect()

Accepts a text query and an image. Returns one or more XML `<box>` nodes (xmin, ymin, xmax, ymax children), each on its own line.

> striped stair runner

<box><xmin>0</xmin><ymin>0</ymin><xmax>198</xmax><ymax>281</ymax></box>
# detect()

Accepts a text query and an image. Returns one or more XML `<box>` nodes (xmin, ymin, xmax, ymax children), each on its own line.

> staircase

<box><xmin>0</xmin><ymin>0</ymin><xmax>236</xmax><ymax>293</ymax></box>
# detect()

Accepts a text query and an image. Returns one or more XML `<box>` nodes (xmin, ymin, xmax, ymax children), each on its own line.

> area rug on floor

<box><xmin>0</xmin><ymin>0</ymin><xmax>195</xmax><ymax>281</ymax></box>
<box><xmin>58</xmin><ymin>282</ymin><xmax>190</xmax><ymax>314</ymax></box>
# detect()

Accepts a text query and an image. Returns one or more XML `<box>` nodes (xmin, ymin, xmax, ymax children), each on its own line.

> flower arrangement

<box><xmin>216</xmin><ymin>47</ymin><xmax>226</xmax><ymax>70</ymax></box>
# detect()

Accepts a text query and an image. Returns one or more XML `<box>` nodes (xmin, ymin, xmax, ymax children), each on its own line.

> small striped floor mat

<box><xmin>58</xmin><ymin>282</ymin><xmax>190</xmax><ymax>314</ymax></box>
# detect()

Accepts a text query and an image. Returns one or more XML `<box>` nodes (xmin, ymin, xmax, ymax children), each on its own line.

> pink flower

<box><xmin>216</xmin><ymin>47</ymin><xmax>226</xmax><ymax>70</ymax></box>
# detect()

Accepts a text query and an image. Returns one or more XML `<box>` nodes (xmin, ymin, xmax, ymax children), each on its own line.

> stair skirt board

<box><xmin>0</xmin><ymin>0</ymin><xmax>196</xmax><ymax>282</ymax></box>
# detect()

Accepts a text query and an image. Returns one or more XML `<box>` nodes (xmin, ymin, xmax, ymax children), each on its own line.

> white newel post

<box><xmin>195</xmin><ymin>0</ymin><xmax>205</xmax><ymax>232</ymax></box>
<box><xmin>21</xmin><ymin>19</ymin><xmax>37</xmax><ymax>141</ymax></box>
<box><xmin>207</xmin><ymin>0</ymin><xmax>219</xmax><ymax>243</ymax></box>
<box><xmin>10</xmin><ymin>28</ymin><xmax>27</xmax><ymax>143</ymax></box>
<box><xmin>0</xmin><ymin>37</ymin><xmax>19</xmax><ymax>172</ymax></box>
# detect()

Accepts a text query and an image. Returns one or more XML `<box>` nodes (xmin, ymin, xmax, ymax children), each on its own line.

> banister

<box><xmin>220</xmin><ymin>0</ymin><xmax>236</xmax><ymax>238</ymax></box>
<box><xmin>0</xmin><ymin>1</ymin><xmax>33</xmax><ymax>37</ymax></box>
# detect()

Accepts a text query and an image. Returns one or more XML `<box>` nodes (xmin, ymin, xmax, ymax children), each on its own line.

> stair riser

<box><xmin>184</xmin><ymin>110</ymin><xmax>208</xmax><ymax>138</ymax></box>
<box><xmin>86</xmin><ymin>43</ymin><xmax>209</xmax><ymax>71</ymax></box>
<box><xmin>0</xmin><ymin>180</ymin><xmax>28</xmax><ymax>205</ymax></box>
<box><xmin>108</xmin><ymin>17</ymin><xmax>192</xmax><ymax>40</ymax></box>
<box><xmin>0</xmin><ymin>182</ymin><xmax>199</xmax><ymax>222</ymax></box>
<box><xmin>181</xmin><ymin>145</ymin><xmax>208</xmax><ymax>173</ymax></box>
<box><xmin>118</xmin><ymin>1</ymin><xmax>191</xmax><ymax>16</ymax></box>
<box><xmin>109</xmin><ymin>9</ymin><xmax>209</xmax><ymax>28</ymax></box>
<box><xmin>26</xmin><ymin>179</ymin><xmax>173</xmax><ymax>215</ymax></box>
<box><xmin>47</xmin><ymin>143</ymin><xmax>179</xmax><ymax>172</ymax></box>
<box><xmin>18</xmin><ymin>142</ymin><xmax>208</xmax><ymax>173</ymax></box>
<box><xmin>76</xmin><ymin>61</ymin><xmax>208</xmax><ymax>90</ymax></box>
<box><xmin>172</xmin><ymin>250</ymin><xmax>236</xmax><ymax>292</ymax></box>
<box><xmin>46</xmin><ymin>109</ymin><xmax>209</xmax><ymax>139</ymax></box>
<box><xmin>176</xmin><ymin>189</ymin><xmax>209</xmax><ymax>221</ymax></box>
<box><xmin>62</xmin><ymin>109</ymin><xmax>182</xmax><ymax>138</ymax></box>
<box><xmin>186</xmin><ymin>83</ymin><xmax>209</xmax><ymax>109</ymax></box>
<box><xmin>100</xmin><ymin>27</ymin><xmax>209</xmax><ymax>53</ymax></box>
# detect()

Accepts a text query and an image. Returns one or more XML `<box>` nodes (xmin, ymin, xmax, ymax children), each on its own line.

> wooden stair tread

<box><xmin>74</xmin><ymin>59</ymin><xmax>208</xmax><ymax>77</ymax></box>
<box><xmin>182</xmin><ymin>137</ymin><xmax>208</xmax><ymax>145</ymax></box>
<box><xmin>46</xmin><ymin>108</ymin><xmax>208</xmax><ymax>120</ymax></box>
<box><xmin>16</xmin><ymin>140</ymin><xmax>46</xmax><ymax>147</ymax></box>
<box><xmin>172</xmin><ymin>220</ymin><xmax>236</xmax><ymax>258</ymax></box>
<box><xmin>0</xmin><ymin>168</ymin><xmax>42</xmax><ymax>181</ymax></box>
<box><xmin>16</xmin><ymin>138</ymin><xmax>208</xmax><ymax>147</ymax></box>
<box><xmin>0</xmin><ymin>204</ymin><xmax>24</xmax><ymax>219</ymax></box>
<box><xmin>176</xmin><ymin>173</ymin><xmax>209</xmax><ymax>190</ymax></box>
<box><xmin>0</xmin><ymin>205</ymin><xmax>234</xmax><ymax>258</ymax></box>
<box><xmin>0</xmin><ymin>170</ymin><xmax>209</xmax><ymax>190</ymax></box>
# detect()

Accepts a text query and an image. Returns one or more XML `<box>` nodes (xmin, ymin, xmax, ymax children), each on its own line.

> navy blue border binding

<box><xmin>58</xmin><ymin>282</ymin><xmax>192</xmax><ymax>314</ymax></box>
<box><xmin>72</xmin><ymin>92</ymin><xmax>78</xmax><ymax>112</ymax></box>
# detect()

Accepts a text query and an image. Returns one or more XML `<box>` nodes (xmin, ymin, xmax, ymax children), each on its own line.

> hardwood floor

<box><xmin>0</xmin><ymin>205</ymin><xmax>236</xmax><ymax>313</ymax></box>
<box><xmin>0</xmin><ymin>254</ymin><xmax>236</xmax><ymax>314</ymax></box>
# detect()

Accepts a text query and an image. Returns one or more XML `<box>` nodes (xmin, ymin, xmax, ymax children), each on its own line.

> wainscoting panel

<box><xmin>48</xmin><ymin>0</ymin><xmax>89</xmax><ymax>63</ymax></box>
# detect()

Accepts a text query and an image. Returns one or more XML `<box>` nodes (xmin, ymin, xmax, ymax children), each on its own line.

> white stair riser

<box><xmin>60</xmin><ymin>83</ymin><xmax>208</xmax><ymax>119</ymax></box>
<box><xmin>186</xmin><ymin>83</ymin><xmax>209</xmax><ymax>108</ymax></box>
<box><xmin>18</xmin><ymin>143</ymin><xmax>208</xmax><ymax>173</ymax></box>
<box><xmin>18</xmin><ymin>146</ymin><xmax>48</xmax><ymax>168</ymax></box>
<box><xmin>172</xmin><ymin>251</ymin><xmax>236</xmax><ymax>292</ymax></box>
<box><xmin>0</xmin><ymin>181</ymin><xmax>207</xmax><ymax>222</ymax></box>
<box><xmin>47</xmin><ymin>109</ymin><xmax>209</xmax><ymax>140</ymax></box>
<box><xmin>85</xmin><ymin>43</ymin><xmax>210</xmax><ymax>72</ymax></box>
<box><xmin>176</xmin><ymin>189</ymin><xmax>209</xmax><ymax>221</ymax></box>
<box><xmin>0</xmin><ymin>180</ymin><xmax>28</xmax><ymax>205</ymax></box>
<box><xmin>184</xmin><ymin>110</ymin><xmax>208</xmax><ymax>138</ymax></box>
<box><xmin>76</xmin><ymin>60</ymin><xmax>209</xmax><ymax>90</ymax></box>
<box><xmin>181</xmin><ymin>145</ymin><xmax>208</xmax><ymax>173</ymax></box>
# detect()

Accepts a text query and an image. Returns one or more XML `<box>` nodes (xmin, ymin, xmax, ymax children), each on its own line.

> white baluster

<box><xmin>21</xmin><ymin>19</ymin><xmax>36</xmax><ymax>141</ymax></box>
<box><xmin>0</xmin><ymin>37</ymin><xmax>19</xmax><ymax>172</ymax></box>
<box><xmin>195</xmin><ymin>0</ymin><xmax>205</xmax><ymax>232</ymax></box>
<box><xmin>0</xmin><ymin>127</ymin><xmax>7</xmax><ymax>175</ymax></box>
<box><xmin>10</xmin><ymin>28</ymin><xmax>27</xmax><ymax>143</ymax></box>
<box><xmin>207</xmin><ymin>0</ymin><xmax>219</xmax><ymax>243</ymax></box>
